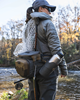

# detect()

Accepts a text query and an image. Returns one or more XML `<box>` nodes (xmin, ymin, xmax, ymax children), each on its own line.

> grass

<box><xmin>0</xmin><ymin>88</ymin><xmax>28</xmax><ymax>100</ymax></box>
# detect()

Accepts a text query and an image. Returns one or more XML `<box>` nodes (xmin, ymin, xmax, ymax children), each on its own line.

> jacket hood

<box><xmin>30</xmin><ymin>12</ymin><xmax>52</xmax><ymax>20</ymax></box>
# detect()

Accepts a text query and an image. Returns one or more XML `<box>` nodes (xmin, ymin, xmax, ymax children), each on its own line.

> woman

<box><xmin>14</xmin><ymin>0</ymin><xmax>68</xmax><ymax>100</ymax></box>
<box><xmin>27</xmin><ymin>0</ymin><xmax>68</xmax><ymax>100</ymax></box>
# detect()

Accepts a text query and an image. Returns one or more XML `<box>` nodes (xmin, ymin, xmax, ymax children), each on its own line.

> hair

<box><xmin>25</xmin><ymin>6</ymin><xmax>46</xmax><ymax>23</ymax></box>
<box><xmin>25</xmin><ymin>7</ymin><xmax>33</xmax><ymax>23</ymax></box>
<box><xmin>34</xmin><ymin>7</ymin><xmax>39</xmax><ymax>12</ymax></box>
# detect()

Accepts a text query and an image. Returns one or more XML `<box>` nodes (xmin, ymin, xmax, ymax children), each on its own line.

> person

<box><xmin>14</xmin><ymin>0</ymin><xmax>68</xmax><ymax>100</ymax></box>
<box><xmin>27</xmin><ymin>0</ymin><xmax>68</xmax><ymax>100</ymax></box>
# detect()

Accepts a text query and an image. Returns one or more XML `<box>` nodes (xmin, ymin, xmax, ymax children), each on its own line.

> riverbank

<box><xmin>0</xmin><ymin>67</ymin><xmax>80</xmax><ymax>99</ymax></box>
<box><xmin>0</xmin><ymin>74</ymin><xmax>80</xmax><ymax>100</ymax></box>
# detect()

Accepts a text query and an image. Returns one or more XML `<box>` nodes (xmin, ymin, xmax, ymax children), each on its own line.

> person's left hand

<box><xmin>61</xmin><ymin>75</ymin><xmax>66</xmax><ymax>78</ymax></box>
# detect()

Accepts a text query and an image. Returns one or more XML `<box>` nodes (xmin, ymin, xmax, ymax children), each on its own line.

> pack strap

<box><xmin>34</xmin><ymin>25</ymin><xmax>38</xmax><ymax>51</ymax></box>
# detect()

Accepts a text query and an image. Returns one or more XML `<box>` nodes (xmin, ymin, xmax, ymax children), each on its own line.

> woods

<box><xmin>0</xmin><ymin>5</ymin><xmax>80</xmax><ymax>66</ymax></box>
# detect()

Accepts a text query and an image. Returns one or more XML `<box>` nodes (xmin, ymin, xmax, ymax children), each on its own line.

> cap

<box><xmin>32</xmin><ymin>0</ymin><xmax>56</xmax><ymax>12</ymax></box>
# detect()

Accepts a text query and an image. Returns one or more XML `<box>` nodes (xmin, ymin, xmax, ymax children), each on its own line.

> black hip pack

<box><xmin>15</xmin><ymin>51</ymin><xmax>41</xmax><ymax>78</ymax></box>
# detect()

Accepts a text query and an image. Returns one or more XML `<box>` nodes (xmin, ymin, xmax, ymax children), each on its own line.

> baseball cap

<box><xmin>32</xmin><ymin>0</ymin><xmax>56</xmax><ymax>12</ymax></box>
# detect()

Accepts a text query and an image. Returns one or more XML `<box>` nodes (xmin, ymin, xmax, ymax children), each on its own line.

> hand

<box><xmin>61</xmin><ymin>75</ymin><xmax>66</xmax><ymax>78</ymax></box>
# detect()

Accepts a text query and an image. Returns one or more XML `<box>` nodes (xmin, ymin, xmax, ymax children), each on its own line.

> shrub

<box><xmin>0</xmin><ymin>60</ymin><xmax>3</xmax><ymax>64</ymax></box>
<box><xmin>0</xmin><ymin>89</ymin><xmax>28</xmax><ymax>100</ymax></box>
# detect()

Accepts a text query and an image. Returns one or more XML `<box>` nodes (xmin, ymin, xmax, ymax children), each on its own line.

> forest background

<box><xmin>0</xmin><ymin>4</ymin><xmax>80</xmax><ymax>67</ymax></box>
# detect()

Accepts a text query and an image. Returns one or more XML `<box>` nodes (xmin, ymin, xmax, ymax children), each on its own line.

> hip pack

<box><xmin>15</xmin><ymin>51</ymin><xmax>41</xmax><ymax>78</ymax></box>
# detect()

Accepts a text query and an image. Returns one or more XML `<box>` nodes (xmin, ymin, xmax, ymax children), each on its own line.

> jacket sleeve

<box><xmin>46</xmin><ymin>20</ymin><xmax>68</xmax><ymax>76</ymax></box>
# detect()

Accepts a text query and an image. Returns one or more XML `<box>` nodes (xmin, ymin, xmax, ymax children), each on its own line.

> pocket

<box><xmin>15</xmin><ymin>59</ymin><xmax>34</xmax><ymax>78</ymax></box>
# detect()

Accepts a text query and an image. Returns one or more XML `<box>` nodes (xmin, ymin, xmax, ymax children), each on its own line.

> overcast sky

<box><xmin>0</xmin><ymin>0</ymin><xmax>79</xmax><ymax>27</ymax></box>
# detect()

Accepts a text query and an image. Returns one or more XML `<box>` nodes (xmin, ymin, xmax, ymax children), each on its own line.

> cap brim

<box><xmin>46</xmin><ymin>5</ymin><xmax>56</xmax><ymax>12</ymax></box>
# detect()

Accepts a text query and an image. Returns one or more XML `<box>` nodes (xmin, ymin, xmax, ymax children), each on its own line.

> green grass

<box><xmin>0</xmin><ymin>88</ymin><xmax>28</xmax><ymax>100</ymax></box>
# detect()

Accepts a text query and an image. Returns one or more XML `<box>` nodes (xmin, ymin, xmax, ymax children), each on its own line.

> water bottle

<box><xmin>39</xmin><ymin>51</ymin><xmax>64</xmax><ymax>78</ymax></box>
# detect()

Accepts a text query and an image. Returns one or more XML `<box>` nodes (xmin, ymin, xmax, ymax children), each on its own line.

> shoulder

<box><xmin>38</xmin><ymin>19</ymin><xmax>55</xmax><ymax>32</ymax></box>
<box><xmin>40</xmin><ymin>19</ymin><xmax>55</xmax><ymax>33</ymax></box>
<box><xmin>41</xmin><ymin>19</ymin><xmax>54</xmax><ymax>27</ymax></box>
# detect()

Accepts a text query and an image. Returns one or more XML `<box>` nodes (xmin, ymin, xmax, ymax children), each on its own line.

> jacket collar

<box><xmin>30</xmin><ymin>12</ymin><xmax>52</xmax><ymax>20</ymax></box>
